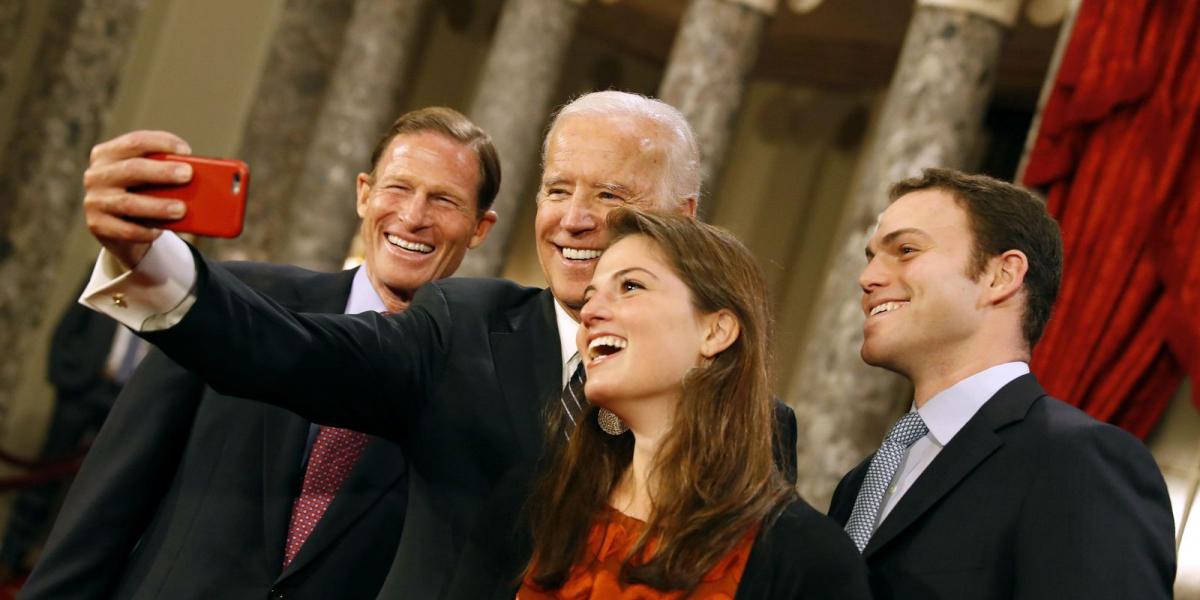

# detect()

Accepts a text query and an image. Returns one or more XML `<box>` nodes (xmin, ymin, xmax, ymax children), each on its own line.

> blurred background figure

<box><xmin>0</xmin><ymin>278</ymin><xmax>146</xmax><ymax>590</ymax></box>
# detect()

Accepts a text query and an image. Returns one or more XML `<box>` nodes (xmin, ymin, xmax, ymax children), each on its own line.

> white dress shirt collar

<box><xmin>916</xmin><ymin>362</ymin><xmax>1030</xmax><ymax>447</ymax></box>
<box><xmin>553</xmin><ymin>299</ymin><xmax>581</xmax><ymax>386</ymax></box>
<box><xmin>344</xmin><ymin>267</ymin><xmax>387</xmax><ymax>314</ymax></box>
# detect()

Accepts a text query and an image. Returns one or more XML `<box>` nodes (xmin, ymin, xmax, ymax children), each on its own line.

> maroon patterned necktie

<box><xmin>282</xmin><ymin>425</ymin><xmax>370</xmax><ymax>567</ymax></box>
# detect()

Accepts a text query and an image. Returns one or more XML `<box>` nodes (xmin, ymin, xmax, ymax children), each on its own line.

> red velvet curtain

<box><xmin>1023</xmin><ymin>0</ymin><xmax>1200</xmax><ymax>438</ymax></box>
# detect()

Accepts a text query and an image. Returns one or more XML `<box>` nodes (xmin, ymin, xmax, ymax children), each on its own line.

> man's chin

<box><xmin>546</xmin><ymin>275</ymin><xmax>587</xmax><ymax>306</ymax></box>
<box><xmin>549</xmin><ymin>285</ymin><xmax>584</xmax><ymax>315</ymax></box>
<box><xmin>859</xmin><ymin>345</ymin><xmax>891</xmax><ymax>369</ymax></box>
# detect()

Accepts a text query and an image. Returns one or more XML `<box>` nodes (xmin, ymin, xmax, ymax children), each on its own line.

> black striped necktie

<box><xmin>559</xmin><ymin>355</ymin><xmax>587</xmax><ymax>437</ymax></box>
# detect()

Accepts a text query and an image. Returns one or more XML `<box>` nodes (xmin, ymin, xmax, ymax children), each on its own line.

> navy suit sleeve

<box><xmin>18</xmin><ymin>349</ymin><xmax>205</xmax><ymax>600</ymax></box>
<box><xmin>1014</xmin><ymin>421</ymin><xmax>1176</xmax><ymax>599</ymax></box>
<box><xmin>141</xmin><ymin>252</ymin><xmax>449</xmax><ymax>443</ymax></box>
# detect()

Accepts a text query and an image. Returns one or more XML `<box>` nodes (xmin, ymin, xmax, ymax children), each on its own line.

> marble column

<box><xmin>658</xmin><ymin>0</ymin><xmax>773</xmax><ymax>213</ymax></box>
<box><xmin>0</xmin><ymin>0</ymin><xmax>80</xmax><ymax>235</ymax></box>
<box><xmin>275</xmin><ymin>0</ymin><xmax>432</xmax><ymax>271</ymax></box>
<box><xmin>453</xmin><ymin>0</ymin><xmax>585</xmax><ymax>278</ymax></box>
<box><xmin>787</xmin><ymin>0</ymin><xmax>1019</xmax><ymax>508</ymax></box>
<box><xmin>0</xmin><ymin>0</ymin><xmax>148</xmax><ymax>405</ymax></box>
<box><xmin>207</xmin><ymin>0</ymin><xmax>355</xmax><ymax>262</ymax></box>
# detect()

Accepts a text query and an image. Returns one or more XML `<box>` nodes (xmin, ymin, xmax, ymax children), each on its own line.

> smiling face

<box><xmin>576</xmin><ymin>235</ymin><xmax>711</xmax><ymax>415</ymax></box>
<box><xmin>357</xmin><ymin>131</ymin><xmax>496</xmax><ymax>311</ymax></box>
<box><xmin>859</xmin><ymin>189</ymin><xmax>992</xmax><ymax>378</ymax></box>
<box><xmin>535</xmin><ymin>115</ymin><xmax>688</xmax><ymax>318</ymax></box>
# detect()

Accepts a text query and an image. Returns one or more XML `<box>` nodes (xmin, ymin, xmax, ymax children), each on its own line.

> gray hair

<box><xmin>543</xmin><ymin>91</ymin><xmax>702</xmax><ymax>203</ymax></box>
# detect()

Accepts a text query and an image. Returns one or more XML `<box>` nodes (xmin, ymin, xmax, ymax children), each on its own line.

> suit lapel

<box><xmin>490</xmin><ymin>289</ymin><xmax>561</xmax><ymax>459</ymax></box>
<box><xmin>257</xmin><ymin>268</ymin><xmax>360</xmax><ymax>574</ymax></box>
<box><xmin>261</xmin><ymin>407</ymin><xmax>312</xmax><ymax>569</ymax></box>
<box><xmin>864</xmin><ymin>374</ymin><xmax>1045</xmax><ymax>558</ymax></box>
<box><xmin>829</xmin><ymin>458</ymin><xmax>872</xmax><ymax>526</ymax></box>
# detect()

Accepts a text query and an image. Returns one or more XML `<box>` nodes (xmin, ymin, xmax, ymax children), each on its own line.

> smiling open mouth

<box><xmin>870</xmin><ymin>301</ymin><xmax>908</xmax><ymax>316</ymax></box>
<box><xmin>587</xmin><ymin>335</ymin><xmax>627</xmax><ymax>361</ymax></box>
<box><xmin>561</xmin><ymin>246</ymin><xmax>602</xmax><ymax>261</ymax></box>
<box><xmin>387</xmin><ymin>233</ymin><xmax>433</xmax><ymax>254</ymax></box>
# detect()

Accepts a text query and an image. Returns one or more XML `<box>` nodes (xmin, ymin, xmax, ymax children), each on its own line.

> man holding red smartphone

<box><xmin>20</xmin><ymin>107</ymin><xmax>498</xmax><ymax>600</ymax></box>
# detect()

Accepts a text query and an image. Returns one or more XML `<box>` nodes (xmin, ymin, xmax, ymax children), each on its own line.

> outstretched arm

<box><xmin>137</xmin><ymin>252</ymin><xmax>450</xmax><ymax>441</ymax></box>
<box><xmin>74</xmin><ymin>130</ymin><xmax>449</xmax><ymax>442</ymax></box>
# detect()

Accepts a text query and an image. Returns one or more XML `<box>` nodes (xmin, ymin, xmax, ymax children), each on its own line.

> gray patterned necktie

<box><xmin>844</xmin><ymin>411</ymin><xmax>929</xmax><ymax>552</ymax></box>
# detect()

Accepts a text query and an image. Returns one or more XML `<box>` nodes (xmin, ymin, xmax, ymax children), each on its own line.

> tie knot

<box><xmin>884</xmin><ymin>411</ymin><xmax>928</xmax><ymax>449</ymax></box>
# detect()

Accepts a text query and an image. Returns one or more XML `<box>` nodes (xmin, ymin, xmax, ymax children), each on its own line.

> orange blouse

<box><xmin>517</xmin><ymin>508</ymin><xmax>758</xmax><ymax>600</ymax></box>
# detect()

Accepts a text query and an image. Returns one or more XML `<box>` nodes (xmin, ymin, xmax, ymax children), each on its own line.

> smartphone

<box><xmin>137</xmin><ymin>153</ymin><xmax>250</xmax><ymax>238</ymax></box>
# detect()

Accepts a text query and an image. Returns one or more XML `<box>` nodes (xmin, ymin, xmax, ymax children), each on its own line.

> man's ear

<box><xmin>680</xmin><ymin>196</ymin><xmax>698</xmax><ymax>218</ymax></box>
<box><xmin>468</xmin><ymin>210</ymin><xmax>498</xmax><ymax>249</ymax></box>
<box><xmin>700</xmin><ymin>309</ymin><xmax>739</xmax><ymax>359</ymax></box>
<box><xmin>355</xmin><ymin>173</ymin><xmax>372</xmax><ymax>219</ymax></box>
<box><xmin>988</xmin><ymin>249</ymin><xmax>1028</xmax><ymax>305</ymax></box>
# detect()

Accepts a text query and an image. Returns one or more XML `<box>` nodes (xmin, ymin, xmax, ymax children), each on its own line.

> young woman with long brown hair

<box><xmin>517</xmin><ymin>209</ymin><xmax>868</xmax><ymax>599</ymax></box>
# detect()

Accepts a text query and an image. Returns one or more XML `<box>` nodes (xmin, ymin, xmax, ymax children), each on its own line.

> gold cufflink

<box><xmin>111</xmin><ymin>293</ymin><xmax>127</xmax><ymax>308</ymax></box>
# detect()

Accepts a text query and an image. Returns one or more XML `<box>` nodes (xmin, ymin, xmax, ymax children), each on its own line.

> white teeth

<box><xmin>870</xmin><ymin>301</ymin><xmax>907</xmax><ymax>316</ymax></box>
<box><xmin>587</xmin><ymin>335</ymin><xmax>627</xmax><ymax>360</ymax></box>
<box><xmin>562</xmin><ymin>247</ymin><xmax>602</xmax><ymax>260</ymax></box>
<box><xmin>386</xmin><ymin>234</ymin><xmax>433</xmax><ymax>254</ymax></box>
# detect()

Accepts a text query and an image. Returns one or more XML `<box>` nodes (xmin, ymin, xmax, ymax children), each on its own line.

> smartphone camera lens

<box><xmin>231</xmin><ymin>172</ymin><xmax>242</xmax><ymax>195</ymax></box>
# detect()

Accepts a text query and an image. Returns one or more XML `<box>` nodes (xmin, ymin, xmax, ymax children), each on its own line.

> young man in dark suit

<box><xmin>19</xmin><ymin>107</ymin><xmax>498</xmax><ymax>600</ymax></box>
<box><xmin>69</xmin><ymin>91</ymin><xmax>800</xmax><ymax>599</ymax></box>
<box><xmin>827</xmin><ymin>168</ymin><xmax>1176</xmax><ymax>599</ymax></box>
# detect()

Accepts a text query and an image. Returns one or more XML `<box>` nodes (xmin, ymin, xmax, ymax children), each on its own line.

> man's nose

<box><xmin>398</xmin><ymin>193</ymin><xmax>432</xmax><ymax>227</ymax></box>
<box><xmin>561</xmin><ymin>195</ymin><xmax>597</xmax><ymax>233</ymax></box>
<box><xmin>858</xmin><ymin>258</ymin><xmax>887</xmax><ymax>294</ymax></box>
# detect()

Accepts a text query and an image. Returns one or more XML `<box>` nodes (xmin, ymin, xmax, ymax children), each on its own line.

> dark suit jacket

<box><xmin>20</xmin><ymin>264</ymin><xmax>408</xmax><ymax>600</ymax></box>
<box><xmin>136</xmin><ymin>254</ymin><xmax>799</xmax><ymax>599</ymax></box>
<box><xmin>827</xmin><ymin>373</ymin><xmax>1176</xmax><ymax>600</ymax></box>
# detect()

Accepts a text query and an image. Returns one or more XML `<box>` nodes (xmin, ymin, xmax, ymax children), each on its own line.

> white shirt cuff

<box><xmin>79</xmin><ymin>231</ymin><xmax>199</xmax><ymax>331</ymax></box>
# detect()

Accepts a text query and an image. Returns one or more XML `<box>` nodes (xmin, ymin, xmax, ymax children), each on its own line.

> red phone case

<box><xmin>139</xmin><ymin>153</ymin><xmax>250</xmax><ymax>238</ymax></box>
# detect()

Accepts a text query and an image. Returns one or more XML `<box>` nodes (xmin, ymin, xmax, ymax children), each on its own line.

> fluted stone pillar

<box><xmin>658</xmin><ymin>0</ymin><xmax>773</xmax><ymax>212</ymax></box>
<box><xmin>788</xmin><ymin>0</ymin><xmax>1019</xmax><ymax>507</ymax></box>
<box><xmin>207</xmin><ymin>0</ymin><xmax>355</xmax><ymax>262</ymax></box>
<box><xmin>0</xmin><ymin>0</ymin><xmax>148</xmax><ymax>405</ymax></box>
<box><xmin>0</xmin><ymin>0</ymin><xmax>81</xmax><ymax>236</ymax></box>
<box><xmin>275</xmin><ymin>0</ymin><xmax>432</xmax><ymax>271</ymax></box>
<box><xmin>454</xmin><ymin>0</ymin><xmax>585</xmax><ymax>278</ymax></box>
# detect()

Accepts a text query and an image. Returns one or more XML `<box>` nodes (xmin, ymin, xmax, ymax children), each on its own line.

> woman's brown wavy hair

<box><xmin>525</xmin><ymin>208</ymin><xmax>795</xmax><ymax>593</ymax></box>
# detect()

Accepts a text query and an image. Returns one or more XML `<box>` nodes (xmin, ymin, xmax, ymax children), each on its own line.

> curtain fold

<box><xmin>1022</xmin><ymin>0</ymin><xmax>1199</xmax><ymax>437</ymax></box>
